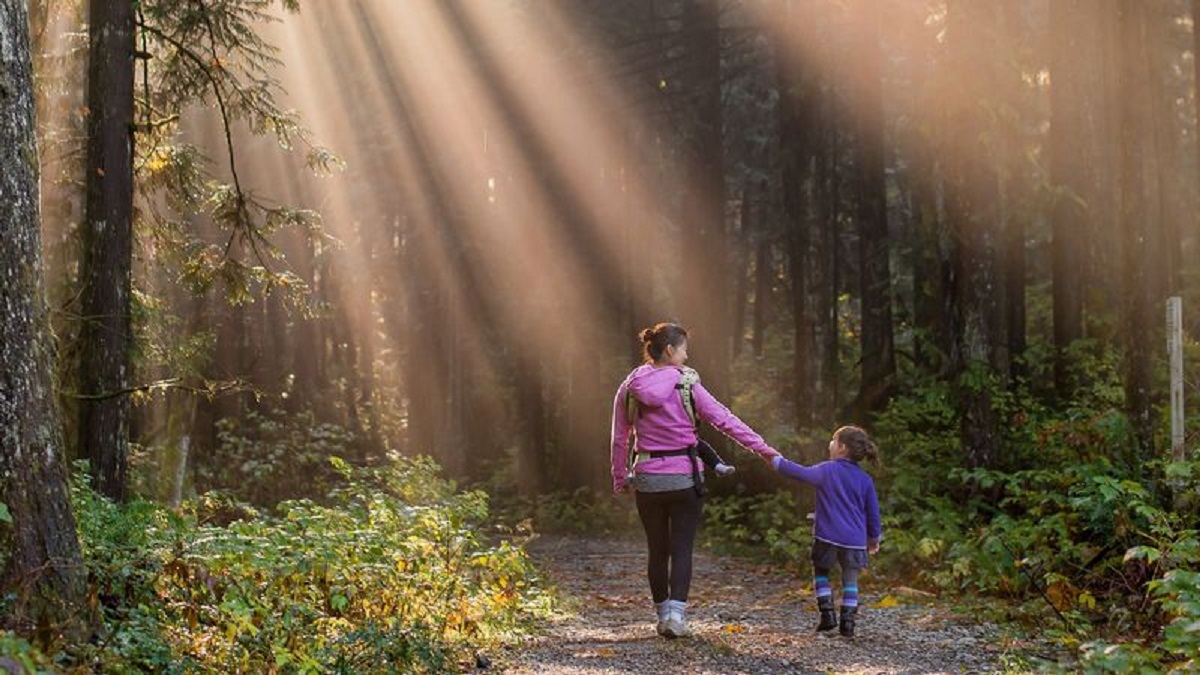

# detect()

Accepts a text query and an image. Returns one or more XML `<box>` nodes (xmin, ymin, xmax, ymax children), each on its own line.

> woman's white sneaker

<box><xmin>663</xmin><ymin>600</ymin><xmax>692</xmax><ymax>638</ymax></box>
<box><xmin>655</xmin><ymin>601</ymin><xmax>670</xmax><ymax>637</ymax></box>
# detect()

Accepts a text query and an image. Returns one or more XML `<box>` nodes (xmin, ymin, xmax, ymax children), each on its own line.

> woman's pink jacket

<box><xmin>610</xmin><ymin>364</ymin><xmax>779</xmax><ymax>493</ymax></box>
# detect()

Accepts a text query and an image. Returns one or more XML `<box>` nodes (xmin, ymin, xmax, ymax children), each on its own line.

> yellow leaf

<box><xmin>873</xmin><ymin>595</ymin><xmax>901</xmax><ymax>608</ymax></box>
<box><xmin>1079</xmin><ymin>591</ymin><xmax>1097</xmax><ymax>610</ymax></box>
<box><xmin>723</xmin><ymin>623</ymin><xmax>746</xmax><ymax>633</ymax></box>
<box><xmin>597</xmin><ymin>648</ymin><xmax>615</xmax><ymax>657</ymax></box>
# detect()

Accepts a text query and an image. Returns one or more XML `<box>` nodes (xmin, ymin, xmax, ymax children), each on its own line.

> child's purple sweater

<box><xmin>772</xmin><ymin>456</ymin><xmax>882</xmax><ymax>549</ymax></box>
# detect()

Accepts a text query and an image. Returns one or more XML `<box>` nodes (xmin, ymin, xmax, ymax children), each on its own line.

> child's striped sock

<box><xmin>841</xmin><ymin>585</ymin><xmax>859</xmax><ymax>608</ymax></box>
<box><xmin>814</xmin><ymin>575</ymin><xmax>832</xmax><ymax>601</ymax></box>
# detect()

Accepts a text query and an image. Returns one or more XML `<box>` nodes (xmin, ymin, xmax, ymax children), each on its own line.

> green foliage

<box><xmin>1076</xmin><ymin>509</ymin><xmax>1200</xmax><ymax>671</ymax></box>
<box><xmin>55</xmin><ymin>456</ymin><xmax>550</xmax><ymax>673</ymax></box>
<box><xmin>702</xmin><ymin>491</ymin><xmax>812</xmax><ymax>568</ymax></box>
<box><xmin>133</xmin><ymin>0</ymin><xmax>337</xmax><ymax>316</ymax></box>
<box><xmin>199</xmin><ymin>408</ymin><xmax>355</xmax><ymax>505</ymax></box>
<box><xmin>0</xmin><ymin>631</ymin><xmax>51</xmax><ymax>673</ymax></box>
<box><xmin>509</xmin><ymin>487</ymin><xmax>639</xmax><ymax>536</ymax></box>
<box><xmin>865</xmin><ymin>340</ymin><xmax>1200</xmax><ymax>668</ymax></box>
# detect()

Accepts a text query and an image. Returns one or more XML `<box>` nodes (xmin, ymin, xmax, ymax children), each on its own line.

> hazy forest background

<box><xmin>3</xmin><ymin>0</ymin><xmax>1200</xmax><ymax>671</ymax></box>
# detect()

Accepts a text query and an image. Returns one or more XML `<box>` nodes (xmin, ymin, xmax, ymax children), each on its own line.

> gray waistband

<box><xmin>632</xmin><ymin>472</ymin><xmax>699</xmax><ymax>493</ymax></box>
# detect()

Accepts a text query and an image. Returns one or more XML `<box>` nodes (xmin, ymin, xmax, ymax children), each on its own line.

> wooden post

<box><xmin>1167</xmin><ymin>296</ymin><xmax>1184</xmax><ymax>461</ymax></box>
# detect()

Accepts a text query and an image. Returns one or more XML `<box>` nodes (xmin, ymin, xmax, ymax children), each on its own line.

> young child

<box><xmin>769</xmin><ymin>425</ymin><xmax>881</xmax><ymax>638</ymax></box>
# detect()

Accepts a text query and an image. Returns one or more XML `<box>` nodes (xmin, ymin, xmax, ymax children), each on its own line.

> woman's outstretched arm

<box><xmin>692</xmin><ymin>381</ymin><xmax>780</xmax><ymax>460</ymax></box>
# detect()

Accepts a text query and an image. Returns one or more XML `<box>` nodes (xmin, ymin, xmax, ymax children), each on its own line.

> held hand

<box><xmin>868</xmin><ymin>540</ymin><xmax>880</xmax><ymax>555</ymax></box>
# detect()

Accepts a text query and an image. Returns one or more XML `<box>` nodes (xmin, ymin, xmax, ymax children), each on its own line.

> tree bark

<box><xmin>678</xmin><ymin>0</ymin><xmax>731</xmax><ymax>405</ymax></box>
<box><xmin>777</xmin><ymin>0</ymin><xmax>817</xmax><ymax>427</ymax></box>
<box><xmin>0</xmin><ymin>0</ymin><xmax>89</xmax><ymax>638</ymax></box>
<box><xmin>944</xmin><ymin>1</ymin><xmax>1008</xmax><ymax>470</ymax></box>
<box><xmin>1116</xmin><ymin>1</ymin><xmax>1157</xmax><ymax>459</ymax></box>
<box><xmin>1193</xmin><ymin>0</ymin><xmax>1200</xmax><ymax>289</ymax></box>
<box><xmin>78</xmin><ymin>0</ymin><xmax>135</xmax><ymax>501</ymax></box>
<box><xmin>999</xmin><ymin>1</ymin><xmax>1027</xmax><ymax>384</ymax></box>
<box><xmin>851</xmin><ymin>2</ymin><xmax>895</xmax><ymax>414</ymax></box>
<box><xmin>1048</xmin><ymin>0</ymin><xmax>1087</xmax><ymax>399</ymax></box>
<box><xmin>732</xmin><ymin>185</ymin><xmax>751</xmax><ymax>359</ymax></box>
<box><xmin>751</xmin><ymin>183</ymin><xmax>771</xmax><ymax>359</ymax></box>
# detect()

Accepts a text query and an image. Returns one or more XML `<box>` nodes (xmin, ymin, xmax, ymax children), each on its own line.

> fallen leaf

<box><xmin>874</xmin><ymin>595</ymin><xmax>902</xmax><ymax>608</ymax></box>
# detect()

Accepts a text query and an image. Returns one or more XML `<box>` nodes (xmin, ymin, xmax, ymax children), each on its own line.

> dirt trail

<box><xmin>503</xmin><ymin>535</ymin><xmax>1004</xmax><ymax>674</ymax></box>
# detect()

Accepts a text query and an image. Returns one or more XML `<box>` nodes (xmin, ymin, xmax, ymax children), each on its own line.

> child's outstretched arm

<box><xmin>769</xmin><ymin>455</ymin><xmax>824</xmax><ymax>486</ymax></box>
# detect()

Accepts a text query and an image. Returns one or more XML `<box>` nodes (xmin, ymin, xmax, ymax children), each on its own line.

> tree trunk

<box><xmin>910</xmin><ymin>142</ymin><xmax>952</xmax><ymax>373</ymax></box>
<box><xmin>777</xmin><ymin>0</ymin><xmax>817</xmax><ymax>428</ymax></box>
<box><xmin>289</xmin><ymin>233</ymin><xmax>321</xmax><ymax>414</ymax></box>
<box><xmin>1147</xmin><ymin>10</ymin><xmax>1181</xmax><ymax>300</ymax></box>
<box><xmin>945</xmin><ymin>1</ymin><xmax>1008</xmax><ymax>470</ymax></box>
<box><xmin>732</xmin><ymin>185</ymin><xmax>751</xmax><ymax>359</ymax></box>
<box><xmin>0</xmin><ymin>0</ymin><xmax>89</xmax><ymax>638</ymax></box>
<box><xmin>78</xmin><ymin>0</ymin><xmax>135</xmax><ymax>502</ymax></box>
<box><xmin>851</xmin><ymin>2</ymin><xmax>895</xmax><ymax>414</ymax></box>
<box><xmin>751</xmin><ymin>183</ymin><xmax>771</xmax><ymax>359</ymax></box>
<box><xmin>678</xmin><ymin>0</ymin><xmax>731</xmax><ymax>406</ymax></box>
<box><xmin>1048</xmin><ymin>0</ymin><xmax>1087</xmax><ymax>399</ymax></box>
<box><xmin>999</xmin><ymin>1</ymin><xmax>1027</xmax><ymax>384</ymax></box>
<box><xmin>1116</xmin><ymin>1</ymin><xmax>1157</xmax><ymax>459</ymax></box>
<box><xmin>819</xmin><ymin>106</ymin><xmax>843</xmax><ymax>424</ymax></box>
<box><xmin>1193</xmin><ymin>0</ymin><xmax>1200</xmax><ymax>288</ymax></box>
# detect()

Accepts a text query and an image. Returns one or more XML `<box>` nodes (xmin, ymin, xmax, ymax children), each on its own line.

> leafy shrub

<box><xmin>59</xmin><ymin>455</ymin><xmax>551</xmax><ymax>673</ymax></box>
<box><xmin>508</xmin><ymin>486</ymin><xmax>639</xmax><ymax>535</ymax></box>
<box><xmin>0</xmin><ymin>631</ymin><xmax>51</xmax><ymax>673</ymax></box>
<box><xmin>1076</xmin><ymin>482</ymin><xmax>1200</xmax><ymax>672</ymax></box>
<box><xmin>198</xmin><ymin>409</ymin><xmax>355</xmax><ymax>505</ymax></box>
<box><xmin>702</xmin><ymin>490</ymin><xmax>813</xmax><ymax>568</ymax></box>
<box><xmin>866</xmin><ymin>344</ymin><xmax>1200</xmax><ymax>669</ymax></box>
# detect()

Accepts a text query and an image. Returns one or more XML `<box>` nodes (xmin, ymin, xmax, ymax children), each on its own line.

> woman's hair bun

<box><xmin>639</xmin><ymin>327</ymin><xmax>656</xmax><ymax>342</ymax></box>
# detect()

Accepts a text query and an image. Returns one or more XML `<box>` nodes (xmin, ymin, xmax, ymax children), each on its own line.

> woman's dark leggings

<box><xmin>635</xmin><ymin>488</ymin><xmax>703</xmax><ymax>603</ymax></box>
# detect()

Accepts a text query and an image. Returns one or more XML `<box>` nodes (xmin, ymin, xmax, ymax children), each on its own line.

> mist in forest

<box><xmin>29</xmin><ymin>0</ymin><xmax>1199</xmax><ymax>501</ymax></box>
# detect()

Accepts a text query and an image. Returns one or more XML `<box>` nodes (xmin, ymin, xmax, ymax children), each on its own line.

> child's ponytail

<box><xmin>835</xmin><ymin>425</ymin><xmax>881</xmax><ymax>468</ymax></box>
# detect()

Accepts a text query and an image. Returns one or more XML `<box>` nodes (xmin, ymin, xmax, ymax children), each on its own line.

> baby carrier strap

<box><xmin>675</xmin><ymin>367</ymin><xmax>700</xmax><ymax>430</ymax></box>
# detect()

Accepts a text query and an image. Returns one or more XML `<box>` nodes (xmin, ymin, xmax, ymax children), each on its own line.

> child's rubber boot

<box><xmin>839</xmin><ymin>605</ymin><xmax>857</xmax><ymax>638</ymax></box>
<box><xmin>816</xmin><ymin>596</ymin><xmax>838</xmax><ymax>632</ymax></box>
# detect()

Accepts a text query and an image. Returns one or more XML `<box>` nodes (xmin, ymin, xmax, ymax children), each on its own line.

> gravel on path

<box><xmin>502</xmin><ymin>535</ymin><xmax>1005</xmax><ymax>674</ymax></box>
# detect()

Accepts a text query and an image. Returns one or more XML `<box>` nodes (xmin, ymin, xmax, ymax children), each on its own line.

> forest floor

<box><xmin>501</xmin><ymin>534</ymin><xmax>1023</xmax><ymax>674</ymax></box>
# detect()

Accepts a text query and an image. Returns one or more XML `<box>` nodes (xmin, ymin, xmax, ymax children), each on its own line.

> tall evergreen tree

<box><xmin>850</xmin><ymin>0</ymin><xmax>895</xmax><ymax>414</ymax></box>
<box><xmin>79</xmin><ymin>0</ymin><xmax>135</xmax><ymax>502</ymax></box>
<box><xmin>1048</xmin><ymin>0</ymin><xmax>1088</xmax><ymax>399</ymax></box>
<box><xmin>0</xmin><ymin>0</ymin><xmax>89</xmax><ymax>638</ymax></box>
<box><xmin>1116</xmin><ymin>1</ymin><xmax>1157</xmax><ymax>459</ymax></box>
<box><xmin>944</xmin><ymin>1</ymin><xmax>1008</xmax><ymax>470</ymax></box>
<box><xmin>678</xmin><ymin>0</ymin><xmax>731</xmax><ymax>404</ymax></box>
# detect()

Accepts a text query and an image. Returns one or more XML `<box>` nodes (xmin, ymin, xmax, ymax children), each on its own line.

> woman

<box><xmin>610</xmin><ymin>322</ymin><xmax>780</xmax><ymax>638</ymax></box>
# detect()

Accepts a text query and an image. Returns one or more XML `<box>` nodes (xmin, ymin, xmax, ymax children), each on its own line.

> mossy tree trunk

<box><xmin>0</xmin><ymin>0</ymin><xmax>90</xmax><ymax>641</ymax></box>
